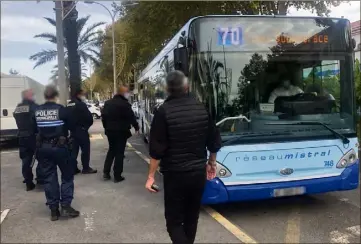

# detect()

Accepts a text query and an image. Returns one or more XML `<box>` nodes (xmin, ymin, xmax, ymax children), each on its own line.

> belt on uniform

<box><xmin>42</xmin><ymin>138</ymin><xmax>58</xmax><ymax>144</ymax></box>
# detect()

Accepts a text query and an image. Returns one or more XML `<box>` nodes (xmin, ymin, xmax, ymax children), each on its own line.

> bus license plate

<box><xmin>273</xmin><ymin>187</ymin><xmax>305</xmax><ymax>197</ymax></box>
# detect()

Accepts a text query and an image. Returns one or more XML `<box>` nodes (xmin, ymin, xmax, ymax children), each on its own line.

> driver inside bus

<box><xmin>268</xmin><ymin>77</ymin><xmax>304</xmax><ymax>103</ymax></box>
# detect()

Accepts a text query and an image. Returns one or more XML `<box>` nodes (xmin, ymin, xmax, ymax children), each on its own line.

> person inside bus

<box><xmin>268</xmin><ymin>76</ymin><xmax>304</xmax><ymax>103</ymax></box>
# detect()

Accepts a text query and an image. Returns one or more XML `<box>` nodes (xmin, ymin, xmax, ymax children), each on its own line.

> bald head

<box><xmin>118</xmin><ymin>85</ymin><xmax>130</xmax><ymax>100</ymax></box>
<box><xmin>166</xmin><ymin>70</ymin><xmax>188</xmax><ymax>96</ymax></box>
<box><xmin>118</xmin><ymin>85</ymin><xmax>128</xmax><ymax>94</ymax></box>
<box><xmin>22</xmin><ymin>89</ymin><xmax>34</xmax><ymax>101</ymax></box>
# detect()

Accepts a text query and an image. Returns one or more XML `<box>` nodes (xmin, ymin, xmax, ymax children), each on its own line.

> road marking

<box><xmin>330</xmin><ymin>230</ymin><xmax>352</xmax><ymax>243</ymax></box>
<box><xmin>0</xmin><ymin>209</ymin><xmax>10</xmax><ymax>224</ymax></box>
<box><xmin>339</xmin><ymin>198</ymin><xmax>361</xmax><ymax>208</ymax></box>
<box><xmin>203</xmin><ymin>206</ymin><xmax>257</xmax><ymax>243</ymax></box>
<box><xmin>284</xmin><ymin>205</ymin><xmax>301</xmax><ymax>243</ymax></box>
<box><xmin>82</xmin><ymin>211</ymin><xmax>96</xmax><ymax>232</ymax></box>
<box><xmin>0</xmin><ymin>150</ymin><xmax>18</xmax><ymax>154</ymax></box>
<box><xmin>128</xmin><ymin>142</ymin><xmax>256</xmax><ymax>243</ymax></box>
<box><xmin>346</xmin><ymin>225</ymin><xmax>360</xmax><ymax>236</ymax></box>
<box><xmin>89</xmin><ymin>134</ymin><xmax>103</xmax><ymax>140</ymax></box>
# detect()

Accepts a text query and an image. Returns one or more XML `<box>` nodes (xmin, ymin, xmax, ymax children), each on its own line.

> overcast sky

<box><xmin>1</xmin><ymin>1</ymin><xmax>360</xmax><ymax>84</ymax></box>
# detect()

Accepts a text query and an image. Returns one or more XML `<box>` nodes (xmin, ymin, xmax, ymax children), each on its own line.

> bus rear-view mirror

<box><xmin>174</xmin><ymin>47</ymin><xmax>189</xmax><ymax>76</ymax></box>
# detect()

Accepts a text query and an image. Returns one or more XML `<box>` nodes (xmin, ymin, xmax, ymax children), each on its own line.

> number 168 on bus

<box><xmin>217</xmin><ymin>27</ymin><xmax>243</xmax><ymax>46</ymax></box>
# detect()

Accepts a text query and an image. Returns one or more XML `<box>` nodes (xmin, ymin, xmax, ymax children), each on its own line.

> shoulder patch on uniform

<box><xmin>14</xmin><ymin>105</ymin><xmax>30</xmax><ymax>113</ymax></box>
<box><xmin>67</xmin><ymin>103</ymin><xmax>75</xmax><ymax>107</ymax></box>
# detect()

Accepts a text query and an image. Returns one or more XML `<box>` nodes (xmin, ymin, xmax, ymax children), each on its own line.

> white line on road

<box><xmin>330</xmin><ymin>230</ymin><xmax>351</xmax><ymax>243</ymax></box>
<box><xmin>0</xmin><ymin>150</ymin><xmax>18</xmax><ymax>154</ymax></box>
<box><xmin>0</xmin><ymin>209</ymin><xmax>10</xmax><ymax>224</ymax></box>
<box><xmin>82</xmin><ymin>211</ymin><xmax>96</xmax><ymax>232</ymax></box>
<box><xmin>346</xmin><ymin>225</ymin><xmax>360</xmax><ymax>236</ymax></box>
<box><xmin>128</xmin><ymin>142</ymin><xmax>256</xmax><ymax>243</ymax></box>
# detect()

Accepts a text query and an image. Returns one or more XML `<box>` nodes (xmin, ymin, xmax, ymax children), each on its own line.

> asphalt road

<box><xmin>1</xmin><ymin>120</ymin><xmax>360</xmax><ymax>243</ymax></box>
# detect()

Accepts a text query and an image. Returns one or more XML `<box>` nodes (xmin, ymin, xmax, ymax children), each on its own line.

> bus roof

<box><xmin>137</xmin><ymin>15</ymin><xmax>349</xmax><ymax>83</ymax></box>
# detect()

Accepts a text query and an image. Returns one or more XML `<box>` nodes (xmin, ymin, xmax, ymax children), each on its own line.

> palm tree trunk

<box><xmin>63</xmin><ymin>1</ymin><xmax>81</xmax><ymax>98</ymax></box>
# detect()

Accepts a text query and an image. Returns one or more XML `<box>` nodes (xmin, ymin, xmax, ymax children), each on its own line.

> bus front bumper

<box><xmin>201</xmin><ymin>160</ymin><xmax>359</xmax><ymax>205</ymax></box>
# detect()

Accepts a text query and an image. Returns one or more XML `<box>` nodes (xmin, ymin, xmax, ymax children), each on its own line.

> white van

<box><xmin>0</xmin><ymin>73</ymin><xmax>45</xmax><ymax>142</ymax></box>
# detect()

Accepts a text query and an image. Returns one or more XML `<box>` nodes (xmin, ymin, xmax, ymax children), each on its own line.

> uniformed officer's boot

<box><xmin>82</xmin><ymin>167</ymin><xmax>97</xmax><ymax>174</ymax></box>
<box><xmin>103</xmin><ymin>173</ymin><xmax>111</xmax><ymax>180</ymax></box>
<box><xmin>51</xmin><ymin>208</ymin><xmax>60</xmax><ymax>221</ymax></box>
<box><xmin>26</xmin><ymin>182</ymin><xmax>35</xmax><ymax>191</ymax></box>
<box><xmin>60</xmin><ymin>205</ymin><xmax>80</xmax><ymax>218</ymax></box>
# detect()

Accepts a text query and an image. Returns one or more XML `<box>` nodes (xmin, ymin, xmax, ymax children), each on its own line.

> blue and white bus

<box><xmin>137</xmin><ymin>15</ymin><xmax>359</xmax><ymax>204</ymax></box>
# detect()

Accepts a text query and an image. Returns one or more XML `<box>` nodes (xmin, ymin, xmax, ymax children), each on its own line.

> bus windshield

<box><xmin>189</xmin><ymin>16</ymin><xmax>355</xmax><ymax>142</ymax></box>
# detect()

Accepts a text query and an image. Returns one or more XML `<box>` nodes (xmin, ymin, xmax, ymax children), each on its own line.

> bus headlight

<box><xmin>215</xmin><ymin>162</ymin><xmax>232</xmax><ymax>178</ymax></box>
<box><xmin>336</xmin><ymin>149</ymin><xmax>358</xmax><ymax>168</ymax></box>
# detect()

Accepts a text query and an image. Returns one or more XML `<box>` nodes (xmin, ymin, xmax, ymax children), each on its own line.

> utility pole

<box><xmin>55</xmin><ymin>1</ymin><xmax>67</xmax><ymax>105</ymax></box>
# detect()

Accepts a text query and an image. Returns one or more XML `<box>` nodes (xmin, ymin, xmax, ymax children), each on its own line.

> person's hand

<box><xmin>206</xmin><ymin>161</ymin><xmax>217</xmax><ymax>180</ymax></box>
<box><xmin>145</xmin><ymin>176</ymin><xmax>157</xmax><ymax>193</ymax></box>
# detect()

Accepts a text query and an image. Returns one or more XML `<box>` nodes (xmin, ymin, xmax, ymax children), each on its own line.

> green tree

<box><xmin>29</xmin><ymin>16</ymin><xmax>104</xmax><ymax>68</ymax></box>
<box><xmin>97</xmin><ymin>1</ymin><xmax>346</xmax><ymax>90</ymax></box>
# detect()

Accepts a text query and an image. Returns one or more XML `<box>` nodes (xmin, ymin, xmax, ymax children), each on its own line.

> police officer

<box><xmin>14</xmin><ymin>89</ymin><xmax>44</xmax><ymax>191</ymax></box>
<box><xmin>67</xmin><ymin>89</ymin><xmax>97</xmax><ymax>174</ymax></box>
<box><xmin>35</xmin><ymin>85</ymin><xmax>79</xmax><ymax>221</ymax></box>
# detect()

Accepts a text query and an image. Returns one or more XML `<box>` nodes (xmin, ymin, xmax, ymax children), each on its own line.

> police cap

<box><xmin>44</xmin><ymin>85</ymin><xmax>59</xmax><ymax>100</ymax></box>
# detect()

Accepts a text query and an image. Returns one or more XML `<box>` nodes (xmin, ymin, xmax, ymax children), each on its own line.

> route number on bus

<box><xmin>217</xmin><ymin>27</ymin><xmax>243</xmax><ymax>46</ymax></box>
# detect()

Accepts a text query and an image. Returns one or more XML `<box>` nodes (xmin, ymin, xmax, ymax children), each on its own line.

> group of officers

<box><xmin>14</xmin><ymin>71</ymin><xmax>222</xmax><ymax>244</ymax></box>
<box><xmin>14</xmin><ymin>86</ymin><xmax>97</xmax><ymax>221</ymax></box>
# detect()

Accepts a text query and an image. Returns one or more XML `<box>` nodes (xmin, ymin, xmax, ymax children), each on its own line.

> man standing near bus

<box><xmin>101</xmin><ymin>85</ymin><xmax>139</xmax><ymax>182</ymax></box>
<box><xmin>145</xmin><ymin>71</ymin><xmax>221</xmax><ymax>244</ymax></box>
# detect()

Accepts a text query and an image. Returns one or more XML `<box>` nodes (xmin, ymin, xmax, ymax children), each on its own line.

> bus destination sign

<box><xmin>217</xmin><ymin>26</ymin><xmax>329</xmax><ymax>46</ymax></box>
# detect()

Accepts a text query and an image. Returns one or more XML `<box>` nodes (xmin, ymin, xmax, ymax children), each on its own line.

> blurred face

<box><xmin>78</xmin><ymin>91</ymin><xmax>86</xmax><ymax>101</ymax></box>
<box><xmin>282</xmin><ymin>79</ymin><xmax>291</xmax><ymax>89</ymax></box>
<box><xmin>183</xmin><ymin>77</ymin><xmax>189</xmax><ymax>92</ymax></box>
<box><xmin>119</xmin><ymin>86</ymin><xmax>130</xmax><ymax>99</ymax></box>
<box><xmin>24</xmin><ymin>90</ymin><xmax>34</xmax><ymax>101</ymax></box>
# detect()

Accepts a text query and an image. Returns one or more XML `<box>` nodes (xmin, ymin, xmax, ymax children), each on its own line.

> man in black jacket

<box><xmin>14</xmin><ymin>89</ymin><xmax>44</xmax><ymax>191</ymax></box>
<box><xmin>145</xmin><ymin>71</ymin><xmax>221</xmax><ymax>244</ymax></box>
<box><xmin>101</xmin><ymin>85</ymin><xmax>139</xmax><ymax>182</ymax></box>
<box><xmin>67</xmin><ymin>89</ymin><xmax>97</xmax><ymax>174</ymax></box>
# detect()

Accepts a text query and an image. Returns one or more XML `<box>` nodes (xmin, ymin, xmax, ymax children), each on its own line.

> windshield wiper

<box><xmin>223</xmin><ymin>132</ymin><xmax>293</xmax><ymax>146</ymax></box>
<box><xmin>266</xmin><ymin>121</ymin><xmax>350</xmax><ymax>144</ymax></box>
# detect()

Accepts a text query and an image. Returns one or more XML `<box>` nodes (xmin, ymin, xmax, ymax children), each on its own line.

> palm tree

<box><xmin>29</xmin><ymin>16</ymin><xmax>105</xmax><ymax>69</ymax></box>
<box><xmin>50</xmin><ymin>61</ymin><xmax>88</xmax><ymax>85</ymax></box>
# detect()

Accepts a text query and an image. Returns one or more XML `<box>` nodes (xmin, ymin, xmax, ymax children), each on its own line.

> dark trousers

<box><xmin>37</xmin><ymin>144</ymin><xmax>74</xmax><ymax>209</ymax></box>
<box><xmin>71</xmin><ymin>128</ymin><xmax>90</xmax><ymax>171</ymax></box>
<box><xmin>19</xmin><ymin>136</ymin><xmax>42</xmax><ymax>184</ymax></box>
<box><xmin>163</xmin><ymin>170</ymin><xmax>206</xmax><ymax>244</ymax></box>
<box><xmin>103</xmin><ymin>133</ymin><xmax>127</xmax><ymax>179</ymax></box>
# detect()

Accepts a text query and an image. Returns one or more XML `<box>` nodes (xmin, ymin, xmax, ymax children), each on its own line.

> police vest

<box><xmin>13</xmin><ymin>102</ymin><xmax>35</xmax><ymax>137</ymax></box>
<box><xmin>35</xmin><ymin>108</ymin><xmax>64</xmax><ymax>139</ymax></box>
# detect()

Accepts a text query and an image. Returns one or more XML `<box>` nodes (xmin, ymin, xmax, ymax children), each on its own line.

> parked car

<box><xmin>87</xmin><ymin>103</ymin><xmax>101</xmax><ymax>119</ymax></box>
<box><xmin>132</xmin><ymin>102</ymin><xmax>139</xmax><ymax>118</ymax></box>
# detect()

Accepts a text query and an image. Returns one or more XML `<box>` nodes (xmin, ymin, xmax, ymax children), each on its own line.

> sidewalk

<box><xmin>1</xmin><ymin>137</ymin><xmax>239</xmax><ymax>243</ymax></box>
